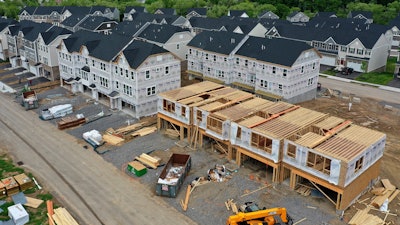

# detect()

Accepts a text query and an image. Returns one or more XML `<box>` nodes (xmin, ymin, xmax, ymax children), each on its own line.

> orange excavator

<box><xmin>226</xmin><ymin>203</ymin><xmax>293</xmax><ymax>225</ymax></box>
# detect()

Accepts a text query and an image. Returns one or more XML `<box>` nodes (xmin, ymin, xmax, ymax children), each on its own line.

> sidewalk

<box><xmin>319</xmin><ymin>73</ymin><xmax>400</xmax><ymax>93</ymax></box>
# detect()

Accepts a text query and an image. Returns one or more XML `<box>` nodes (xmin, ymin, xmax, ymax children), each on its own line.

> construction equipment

<box><xmin>227</xmin><ymin>205</ymin><xmax>293</xmax><ymax>225</ymax></box>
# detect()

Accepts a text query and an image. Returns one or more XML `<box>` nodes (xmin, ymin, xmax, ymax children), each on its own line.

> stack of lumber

<box><xmin>52</xmin><ymin>207</ymin><xmax>79</xmax><ymax>225</ymax></box>
<box><xmin>370</xmin><ymin>179</ymin><xmax>399</xmax><ymax>209</ymax></box>
<box><xmin>113</xmin><ymin>117</ymin><xmax>157</xmax><ymax>139</ymax></box>
<box><xmin>131</xmin><ymin>126</ymin><xmax>157</xmax><ymax>138</ymax></box>
<box><xmin>102</xmin><ymin>133</ymin><xmax>124</xmax><ymax>146</ymax></box>
<box><xmin>135</xmin><ymin>153</ymin><xmax>161</xmax><ymax>169</ymax></box>
<box><xmin>348</xmin><ymin>207</ymin><xmax>384</xmax><ymax>225</ymax></box>
<box><xmin>57</xmin><ymin>115</ymin><xmax>86</xmax><ymax>130</ymax></box>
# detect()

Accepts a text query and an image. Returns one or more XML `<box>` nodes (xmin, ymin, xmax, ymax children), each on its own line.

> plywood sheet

<box><xmin>159</xmin><ymin>81</ymin><xmax>223</xmax><ymax>101</ymax></box>
<box><xmin>238</xmin><ymin>115</ymin><xmax>266</xmax><ymax>127</ymax></box>
<box><xmin>212</xmin><ymin>98</ymin><xmax>273</xmax><ymax>122</ymax></box>
<box><xmin>313</xmin><ymin>116</ymin><xmax>345</xmax><ymax>131</ymax></box>
<box><xmin>295</xmin><ymin>132</ymin><xmax>324</xmax><ymax>146</ymax></box>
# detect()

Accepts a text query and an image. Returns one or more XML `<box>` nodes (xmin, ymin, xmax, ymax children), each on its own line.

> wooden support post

<box><xmin>157</xmin><ymin>116</ymin><xmax>161</xmax><ymax>131</ymax></box>
<box><xmin>180</xmin><ymin>125</ymin><xmax>184</xmax><ymax>141</ymax></box>
<box><xmin>236</xmin><ymin>150</ymin><xmax>241</xmax><ymax>166</ymax></box>
<box><xmin>180</xmin><ymin>184</ymin><xmax>192</xmax><ymax>211</ymax></box>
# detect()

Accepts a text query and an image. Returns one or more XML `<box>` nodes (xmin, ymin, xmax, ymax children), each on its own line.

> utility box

<box><xmin>127</xmin><ymin>161</ymin><xmax>147</xmax><ymax>177</ymax></box>
<box><xmin>8</xmin><ymin>203</ymin><xmax>29</xmax><ymax>225</ymax></box>
<box><xmin>14</xmin><ymin>173</ymin><xmax>34</xmax><ymax>191</ymax></box>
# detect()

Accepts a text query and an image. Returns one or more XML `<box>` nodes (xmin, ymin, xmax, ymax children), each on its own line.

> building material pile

<box><xmin>57</xmin><ymin>114</ymin><xmax>86</xmax><ymax>130</ymax></box>
<box><xmin>47</xmin><ymin>200</ymin><xmax>79</xmax><ymax>225</ymax></box>
<box><xmin>83</xmin><ymin>130</ymin><xmax>104</xmax><ymax>148</ymax></box>
<box><xmin>135</xmin><ymin>153</ymin><xmax>161</xmax><ymax>169</ymax></box>
<box><xmin>103</xmin><ymin>117</ymin><xmax>157</xmax><ymax>145</ymax></box>
<box><xmin>348</xmin><ymin>207</ymin><xmax>384</xmax><ymax>225</ymax></box>
<box><xmin>370</xmin><ymin>179</ymin><xmax>399</xmax><ymax>209</ymax></box>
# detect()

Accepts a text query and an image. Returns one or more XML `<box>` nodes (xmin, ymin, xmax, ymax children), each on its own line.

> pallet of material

<box><xmin>135</xmin><ymin>153</ymin><xmax>161</xmax><ymax>169</ymax></box>
<box><xmin>52</xmin><ymin>207</ymin><xmax>79</xmax><ymax>225</ymax></box>
<box><xmin>296</xmin><ymin>186</ymin><xmax>311</xmax><ymax>196</ymax></box>
<box><xmin>131</xmin><ymin>126</ymin><xmax>157</xmax><ymax>138</ymax></box>
<box><xmin>13</xmin><ymin>173</ymin><xmax>34</xmax><ymax>191</ymax></box>
<box><xmin>57</xmin><ymin>116</ymin><xmax>86</xmax><ymax>130</ymax></box>
<box><xmin>102</xmin><ymin>133</ymin><xmax>125</xmax><ymax>146</ymax></box>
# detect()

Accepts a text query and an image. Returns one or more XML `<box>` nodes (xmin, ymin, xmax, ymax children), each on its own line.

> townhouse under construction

<box><xmin>156</xmin><ymin>81</ymin><xmax>386</xmax><ymax>212</ymax></box>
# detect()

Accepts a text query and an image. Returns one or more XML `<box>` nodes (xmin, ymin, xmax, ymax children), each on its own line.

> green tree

<box><xmin>229</xmin><ymin>1</ymin><xmax>256</xmax><ymax>17</ymax></box>
<box><xmin>207</xmin><ymin>5</ymin><xmax>228</xmax><ymax>18</ymax></box>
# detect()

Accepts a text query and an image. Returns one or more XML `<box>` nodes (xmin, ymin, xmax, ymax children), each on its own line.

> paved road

<box><xmin>0</xmin><ymin>93</ymin><xmax>196</xmax><ymax>225</ymax></box>
<box><xmin>319</xmin><ymin>76</ymin><xmax>400</xmax><ymax>105</ymax></box>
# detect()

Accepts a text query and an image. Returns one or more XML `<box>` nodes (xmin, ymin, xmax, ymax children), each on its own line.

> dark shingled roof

<box><xmin>129</xmin><ymin>12</ymin><xmax>180</xmax><ymax>25</ymax></box>
<box><xmin>122</xmin><ymin>40</ymin><xmax>168</xmax><ymax>69</ymax></box>
<box><xmin>189</xmin><ymin>17</ymin><xmax>226</xmax><ymax>31</ymax></box>
<box><xmin>124</xmin><ymin>6</ymin><xmax>146</xmax><ymax>14</ymax></box>
<box><xmin>78</xmin><ymin>16</ymin><xmax>115</xmax><ymax>31</ymax></box>
<box><xmin>155</xmin><ymin>8</ymin><xmax>175</xmax><ymax>15</ymax></box>
<box><xmin>89</xmin><ymin>33</ymin><xmax>132</xmax><ymax>61</ymax></box>
<box><xmin>34</xmin><ymin>6</ymin><xmax>64</xmax><ymax>15</ymax></box>
<box><xmin>19</xmin><ymin>6</ymin><xmax>37</xmax><ymax>15</ymax></box>
<box><xmin>137</xmin><ymin>24</ymin><xmax>188</xmax><ymax>43</ymax></box>
<box><xmin>236</xmin><ymin>36</ymin><xmax>314</xmax><ymax>67</ymax></box>
<box><xmin>0</xmin><ymin>18</ymin><xmax>17</xmax><ymax>31</ymax></box>
<box><xmin>229</xmin><ymin>10</ymin><xmax>247</xmax><ymax>17</ymax></box>
<box><xmin>112</xmin><ymin>21</ymin><xmax>148</xmax><ymax>37</ymax></box>
<box><xmin>62</xmin><ymin>30</ymin><xmax>104</xmax><ymax>52</ymax></box>
<box><xmin>187</xmin><ymin>31</ymin><xmax>246</xmax><ymax>55</ymax></box>
<box><xmin>187</xmin><ymin>8</ymin><xmax>207</xmax><ymax>16</ymax></box>
<box><xmin>40</xmin><ymin>26</ymin><xmax>72</xmax><ymax>45</ymax></box>
<box><xmin>349</xmin><ymin>11</ymin><xmax>373</xmax><ymax>20</ymax></box>
<box><xmin>61</xmin><ymin>14</ymin><xmax>87</xmax><ymax>27</ymax></box>
<box><xmin>63</xmin><ymin>6</ymin><xmax>92</xmax><ymax>15</ymax></box>
<box><xmin>13</xmin><ymin>21</ymin><xmax>53</xmax><ymax>42</ymax></box>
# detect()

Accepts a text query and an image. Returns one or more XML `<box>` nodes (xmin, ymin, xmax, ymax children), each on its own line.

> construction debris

<box><xmin>207</xmin><ymin>164</ymin><xmax>229</xmax><ymax>182</ymax></box>
<box><xmin>240</xmin><ymin>185</ymin><xmax>272</xmax><ymax>198</ymax></box>
<box><xmin>131</xmin><ymin>126</ymin><xmax>157</xmax><ymax>138</ymax></box>
<box><xmin>295</xmin><ymin>185</ymin><xmax>312</xmax><ymax>196</ymax></box>
<box><xmin>370</xmin><ymin>179</ymin><xmax>398</xmax><ymax>209</ymax></box>
<box><xmin>52</xmin><ymin>207</ymin><xmax>79</xmax><ymax>225</ymax></box>
<box><xmin>348</xmin><ymin>207</ymin><xmax>384</xmax><ymax>225</ymax></box>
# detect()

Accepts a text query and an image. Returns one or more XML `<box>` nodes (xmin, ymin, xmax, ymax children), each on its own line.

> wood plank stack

<box><xmin>370</xmin><ymin>179</ymin><xmax>399</xmax><ymax>209</ymax></box>
<box><xmin>164</xmin><ymin>128</ymin><xmax>180</xmax><ymax>139</ymax></box>
<box><xmin>131</xmin><ymin>126</ymin><xmax>157</xmax><ymax>138</ymax></box>
<box><xmin>52</xmin><ymin>207</ymin><xmax>80</xmax><ymax>225</ymax></box>
<box><xmin>102</xmin><ymin>133</ymin><xmax>124</xmax><ymax>146</ymax></box>
<box><xmin>348</xmin><ymin>207</ymin><xmax>384</xmax><ymax>225</ymax></box>
<box><xmin>57</xmin><ymin>115</ymin><xmax>86</xmax><ymax>130</ymax></box>
<box><xmin>135</xmin><ymin>153</ymin><xmax>161</xmax><ymax>169</ymax></box>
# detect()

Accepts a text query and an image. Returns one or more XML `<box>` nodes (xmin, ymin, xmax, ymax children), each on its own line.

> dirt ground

<box><xmin>299</xmin><ymin>94</ymin><xmax>400</xmax><ymax>224</ymax></box>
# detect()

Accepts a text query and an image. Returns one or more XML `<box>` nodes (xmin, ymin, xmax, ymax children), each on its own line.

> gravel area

<box><xmin>31</xmin><ymin>87</ymin><xmax>345</xmax><ymax>225</ymax></box>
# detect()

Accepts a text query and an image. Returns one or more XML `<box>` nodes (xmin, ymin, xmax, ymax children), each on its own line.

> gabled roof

<box><xmin>236</xmin><ymin>36</ymin><xmax>315</xmax><ymax>67</ymax></box>
<box><xmin>40</xmin><ymin>26</ymin><xmax>72</xmax><ymax>45</ymax></box>
<box><xmin>78</xmin><ymin>16</ymin><xmax>115</xmax><ymax>31</ymax></box>
<box><xmin>258</xmin><ymin>11</ymin><xmax>279</xmax><ymax>19</ymax></box>
<box><xmin>137</xmin><ymin>23</ymin><xmax>188</xmax><ymax>44</ymax></box>
<box><xmin>34</xmin><ymin>6</ymin><xmax>64</xmax><ymax>15</ymax></box>
<box><xmin>18</xmin><ymin>21</ymin><xmax>53</xmax><ymax>42</ymax></box>
<box><xmin>287</xmin><ymin>11</ymin><xmax>301</xmax><ymax>18</ymax></box>
<box><xmin>154</xmin><ymin>8</ymin><xmax>176</xmax><ymax>15</ymax></box>
<box><xmin>314</xmin><ymin>12</ymin><xmax>336</xmax><ymax>18</ymax></box>
<box><xmin>122</xmin><ymin>40</ymin><xmax>168</xmax><ymax>69</ymax></box>
<box><xmin>187</xmin><ymin>8</ymin><xmax>207</xmax><ymax>16</ymax></box>
<box><xmin>220</xmin><ymin>17</ymin><xmax>260</xmax><ymax>33</ymax></box>
<box><xmin>61</xmin><ymin>30</ymin><xmax>104</xmax><ymax>52</ymax></box>
<box><xmin>274</xmin><ymin>20</ymin><xmax>388</xmax><ymax>49</ymax></box>
<box><xmin>130</xmin><ymin>12</ymin><xmax>180</xmax><ymax>25</ymax></box>
<box><xmin>229</xmin><ymin>10</ymin><xmax>248</xmax><ymax>17</ymax></box>
<box><xmin>89</xmin><ymin>33</ymin><xmax>132</xmax><ymax>61</ymax></box>
<box><xmin>124</xmin><ymin>6</ymin><xmax>146</xmax><ymax>14</ymax></box>
<box><xmin>349</xmin><ymin>11</ymin><xmax>373</xmax><ymax>19</ymax></box>
<box><xmin>63</xmin><ymin>6</ymin><xmax>92</xmax><ymax>15</ymax></box>
<box><xmin>19</xmin><ymin>6</ymin><xmax>37</xmax><ymax>15</ymax></box>
<box><xmin>90</xmin><ymin>6</ymin><xmax>114</xmax><ymax>14</ymax></box>
<box><xmin>187</xmin><ymin>31</ymin><xmax>246</xmax><ymax>55</ymax></box>
<box><xmin>258</xmin><ymin>18</ymin><xmax>291</xmax><ymax>29</ymax></box>
<box><xmin>189</xmin><ymin>17</ymin><xmax>226</xmax><ymax>30</ymax></box>
<box><xmin>0</xmin><ymin>18</ymin><xmax>17</xmax><ymax>31</ymax></box>
<box><xmin>112</xmin><ymin>21</ymin><xmax>148</xmax><ymax>37</ymax></box>
<box><xmin>61</xmin><ymin>14</ymin><xmax>87</xmax><ymax>27</ymax></box>
<box><xmin>389</xmin><ymin>14</ymin><xmax>400</xmax><ymax>27</ymax></box>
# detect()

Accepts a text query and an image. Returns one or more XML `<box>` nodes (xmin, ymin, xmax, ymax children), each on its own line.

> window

<box><xmin>217</xmin><ymin>70</ymin><xmax>224</xmax><ymax>78</ymax></box>
<box><xmin>131</xmin><ymin>71</ymin><xmax>135</xmax><ymax>80</ymax></box>
<box><xmin>307</xmin><ymin>152</ymin><xmax>331</xmax><ymax>175</ymax></box>
<box><xmin>312</xmin><ymin>63</ymin><xmax>315</xmax><ymax>70</ymax></box>
<box><xmin>125</xmin><ymin>69</ymin><xmax>128</xmax><ymax>78</ymax></box>
<box><xmin>145</xmin><ymin>70</ymin><xmax>150</xmax><ymax>79</ymax></box>
<box><xmin>355</xmin><ymin>157</ymin><xmax>364</xmax><ymax>173</ymax></box>
<box><xmin>278</xmin><ymin>84</ymin><xmax>283</xmax><ymax>90</ymax></box>
<box><xmin>115</xmin><ymin>66</ymin><xmax>118</xmax><ymax>74</ymax></box>
<box><xmin>287</xmin><ymin>143</ymin><xmax>296</xmax><ymax>158</ymax></box>
<box><xmin>93</xmin><ymin>74</ymin><xmax>96</xmax><ymax>81</ymax></box>
<box><xmin>308</xmin><ymin>77</ymin><xmax>314</xmax><ymax>86</ymax></box>
<box><xmin>120</xmin><ymin>68</ymin><xmax>123</xmax><ymax>76</ymax></box>
<box><xmin>251</xmin><ymin>133</ymin><xmax>272</xmax><ymax>154</ymax></box>
<box><xmin>236</xmin><ymin>58</ymin><xmax>239</xmax><ymax>65</ymax></box>
<box><xmin>116</xmin><ymin>81</ymin><xmax>119</xmax><ymax>89</ymax></box>
<box><xmin>260</xmin><ymin>80</ymin><xmax>267</xmax><ymax>87</ymax></box>
<box><xmin>248</xmin><ymin>74</ymin><xmax>255</xmax><ymax>83</ymax></box>
<box><xmin>165</xmin><ymin>66</ymin><xmax>169</xmax><ymax>75</ymax></box>
<box><xmin>213</xmin><ymin>55</ymin><xmax>216</xmax><ymax>62</ymax></box>
<box><xmin>92</xmin><ymin>60</ymin><xmax>95</xmax><ymax>67</ymax></box>
<box><xmin>177</xmin><ymin>44</ymin><xmax>180</xmax><ymax>49</ymax></box>
<box><xmin>189</xmin><ymin>49</ymin><xmax>192</xmax><ymax>54</ymax></box>
<box><xmin>349</xmin><ymin>48</ymin><xmax>355</xmax><ymax>54</ymax></box>
<box><xmin>245</xmin><ymin>59</ymin><xmax>248</xmax><ymax>67</ymax></box>
<box><xmin>357</xmin><ymin>49</ymin><xmax>363</xmax><ymax>55</ymax></box>
<box><xmin>123</xmin><ymin>84</ymin><xmax>132</xmax><ymax>96</ymax></box>
<box><xmin>238</xmin><ymin>72</ymin><xmax>242</xmax><ymax>78</ymax></box>
<box><xmin>283</xmin><ymin>69</ymin><xmax>287</xmax><ymax>77</ymax></box>
<box><xmin>272</xmin><ymin>67</ymin><xmax>276</xmax><ymax>74</ymax></box>
<box><xmin>147</xmin><ymin>86</ymin><xmax>156</xmax><ymax>96</ymax></box>
<box><xmin>205</xmin><ymin>53</ymin><xmax>208</xmax><ymax>60</ymax></box>
<box><xmin>224</xmin><ymin>57</ymin><xmax>227</xmax><ymax>62</ymax></box>
<box><xmin>301</xmin><ymin>66</ymin><xmax>304</xmax><ymax>73</ymax></box>
<box><xmin>100</xmin><ymin>77</ymin><xmax>108</xmax><ymax>88</ymax></box>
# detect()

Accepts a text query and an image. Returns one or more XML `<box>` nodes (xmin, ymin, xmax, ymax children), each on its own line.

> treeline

<box><xmin>1</xmin><ymin>0</ymin><xmax>400</xmax><ymax>24</ymax></box>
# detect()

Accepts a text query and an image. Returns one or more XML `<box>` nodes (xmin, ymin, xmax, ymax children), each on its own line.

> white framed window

<box><xmin>147</xmin><ymin>86</ymin><xmax>156</xmax><ymax>96</ymax></box>
<box><xmin>145</xmin><ymin>70</ymin><xmax>150</xmax><ymax>79</ymax></box>
<box><xmin>272</xmin><ymin>67</ymin><xmax>276</xmax><ymax>74</ymax></box>
<box><xmin>278</xmin><ymin>84</ymin><xmax>283</xmax><ymax>90</ymax></box>
<box><xmin>165</xmin><ymin>66</ymin><xmax>169</xmax><ymax>75</ymax></box>
<box><xmin>131</xmin><ymin>71</ymin><xmax>135</xmax><ymax>80</ymax></box>
<box><xmin>177</xmin><ymin>44</ymin><xmax>180</xmax><ymax>49</ymax></box>
<box><xmin>283</xmin><ymin>69</ymin><xmax>287</xmax><ymax>77</ymax></box>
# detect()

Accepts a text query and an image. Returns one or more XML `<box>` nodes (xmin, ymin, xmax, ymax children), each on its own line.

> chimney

<box><xmin>231</xmin><ymin>38</ymin><xmax>235</xmax><ymax>44</ymax></box>
<box><xmin>261</xmin><ymin>44</ymin><xmax>265</xmax><ymax>50</ymax></box>
<box><xmin>209</xmin><ymin>37</ymin><xmax>213</xmax><ymax>42</ymax></box>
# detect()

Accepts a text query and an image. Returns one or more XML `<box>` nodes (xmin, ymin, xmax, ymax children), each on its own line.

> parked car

<box><xmin>341</xmin><ymin>67</ymin><xmax>354</xmax><ymax>75</ymax></box>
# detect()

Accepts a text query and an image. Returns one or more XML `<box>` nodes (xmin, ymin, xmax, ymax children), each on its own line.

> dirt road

<box><xmin>0</xmin><ymin>92</ymin><xmax>196</xmax><ymax>225</ymax></box>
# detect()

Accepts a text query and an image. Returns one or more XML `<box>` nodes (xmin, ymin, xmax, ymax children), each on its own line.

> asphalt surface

<box><xmin>0</xmin><ymin>92</ymin><xmax>196</xmax><ymax>225</ymax></box>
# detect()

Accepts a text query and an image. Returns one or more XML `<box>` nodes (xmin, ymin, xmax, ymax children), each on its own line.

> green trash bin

<box><xmin>127</xmin><ymin>161</ymin><xmax>147</xmax><ymax>177</ymax></box>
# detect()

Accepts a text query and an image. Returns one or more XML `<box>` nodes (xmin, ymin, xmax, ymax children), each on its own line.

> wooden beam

<box><xmin>240</xmin><ymin>185</ymin><xmax>271</xmax><ymax>197</ymax></box>
<box><xmin>248</xmin><ymin>105</ymin><xmax>300</xmax><ymax>128</ymax></box>
<box><xmin>310</xmin><ymin>181</ymin><xmax>337</xmax><ymax>206</ymax></box>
